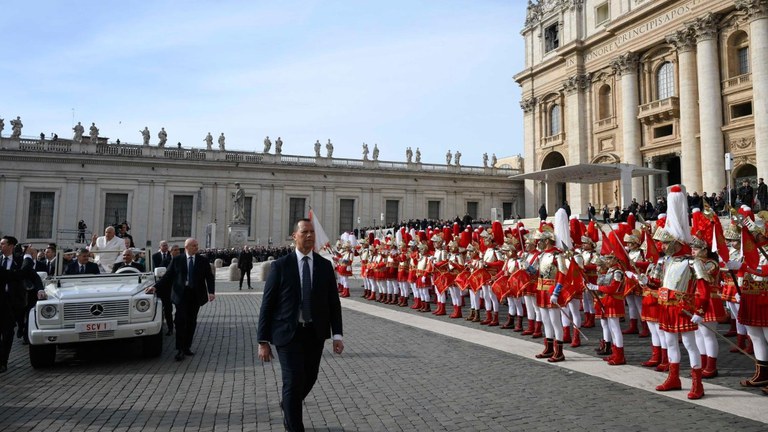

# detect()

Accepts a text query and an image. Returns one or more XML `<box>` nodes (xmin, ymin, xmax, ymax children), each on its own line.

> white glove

<box><xmin>736</xmin><ymin>293</ymin><xmax>741</xmax><ymax>303</ymax></box>
<box><xmin>421</xmin><ymin>276</ymin><xmax>427</xmax><ymax>283</ymax></box>
<box><xmin>625</xmin><ymin>271</ymin><xmax>637</xmax><ymax>280</ymax></box>
<box><xmin>726</xmin><ymin>260</ymin><xmax>742</xmax><ymax>270</ymax></box>
<box><xmin>549</xmin><ymin>294</ymin><xmax>559</xmax><ymax>305</ymax></box>
<box><xmin>690</xmin><ymin>314</ymin><xmax>704</xmax><ymax>325</ymax></box>
<box><xmin>638</xmin><ymin>274</ymin><xmax>649</xmax><ymax>285</ymax></box>
<box><xmin>587</xmin><ymin>283</ymin><xmax>599</xmax><ymax>291</ymax></box>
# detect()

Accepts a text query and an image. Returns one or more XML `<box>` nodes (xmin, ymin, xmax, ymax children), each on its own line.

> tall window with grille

<box><xmin>288</xmin><ymin>198</ymin><xmax>306</xmax><ymax>235</ymax></box>
<box><xmin>427</xmin><ymin>200</ymin><xmax>441</xmax><ymax>220</ymax></box>
<box><xmin>738</xmin><ymin>47</ymin><xmax>750</xmax><ymax>75</ymax></box>
<box><xmin>104</xmin><ymin>193</ymin><xmax>128</xmax><ymax>229</ymax></box>
<box><xmin>385</xmin><ymin>200</ymin><xmax>399</xmax><ymax>226</ymax></box>
<box><xmin>171</xmin><ymin>195</ymin><xmax>193</xmax><ymax>238</ymax></box>
<box><xmin>656</xmin><ymin>62</ymin><xmax>675</xmax><ymax>100</ymax></box>
<box><xmin>27</xmin><ymin>192</ymin><xmax>55</xmax><ymax>239</ymax></box>
<box><xmin>502</xmin><ymin>202</ymin><xmax>514</xmax><ymax>220</ymax></box>
<box><xmin>339</xmin><ymin>199</ymin><xmax>355</xmax><ymax>234</ymax></box>
<box><xmin>549</xmin><ymin>104</ymin><xmax>561</xmax><ymax>136</ymax></box>
<box><xmin>244</xmin><ymin>197</ymin><xmax>253</xmax><ymax>236</ymax></box>
<box><xmin>466</xmin><ymin>201</ymin><xmax>479</xmax><ymax>220</ymax></box>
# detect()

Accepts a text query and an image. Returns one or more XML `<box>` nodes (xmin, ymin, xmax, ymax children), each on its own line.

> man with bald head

<box><xmin>88</xmin><ymin>226</ymin><xmax>125</xmax><ymax>272</ymax></box>
<box><xmin>147</xmin><ymin>238</ymin><xmax>215</xmax><ymax>361</ymax></box>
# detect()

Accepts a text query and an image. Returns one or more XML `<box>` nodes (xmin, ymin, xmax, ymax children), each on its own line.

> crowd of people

<box><xmin>332</xmin><ymin>186</ymin><xmax>768</xmax><ymax>400</ymax></box>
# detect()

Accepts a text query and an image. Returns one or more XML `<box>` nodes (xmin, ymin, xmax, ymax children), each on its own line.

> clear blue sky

<box><xmin>1</xmin><ymin>0</ymin><xmax>526</xmax><ymax>165</ymax></box>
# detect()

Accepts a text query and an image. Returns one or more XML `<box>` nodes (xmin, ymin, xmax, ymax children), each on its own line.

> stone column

<box><xmin>563</xmin><ymin>73</ymin><xmax>591</xmax><ymax>217</ymax></box>
<box><xmin>694</xmin><ymin>13</ymin><xmax>726</xmax><ymax>193</ymax></box>
<box><xmin>611</xmin><ymin>53</ymin><xmax>644</xmax><ymax>202</ymax></box>
<box><xmin>737</xmin><ymin>0</ymin><xmax>768</xmax><ymax>182</ymax></box>
<box><xmin>521</xmin><ymin>97</ymin><xmax>537</xmax><ymax>217</ymax></box>
<box><xmin>666</xmin><ymin>27</ymin><xmax>701</xmax><ymax>192</ymax></box>
<box><xmin>646</xmin><ymin>157</ymin><xmax>657</xmax><ymax>201</ymax></box>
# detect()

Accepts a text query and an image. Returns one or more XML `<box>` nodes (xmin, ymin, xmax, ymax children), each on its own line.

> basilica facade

<box><xmin>515</xmin><ymin>0</ymin><xmax>766</xmax><ymax>217</ymax></box>
<box><xmin>0</xmin><ymin>136</ymin><xmax>521</xmax><ymax>249</ymax></box>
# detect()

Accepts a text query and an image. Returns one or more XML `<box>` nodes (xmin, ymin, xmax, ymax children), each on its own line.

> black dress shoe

<box><xmin>174</xmin><ymin>350</ymin><xmax>185</xmax><ymax>361</ymax></box>
<box><xmin>183</xmin><ymin>349</ymin><xmax>195</xmax><ymax>356</ymax></box>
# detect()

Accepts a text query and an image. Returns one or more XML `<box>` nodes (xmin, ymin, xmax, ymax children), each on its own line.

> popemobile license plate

<box><xmin>75</xmin><ymin>321</ymin><xmax>117</xmax><ymax>333</ymax></box>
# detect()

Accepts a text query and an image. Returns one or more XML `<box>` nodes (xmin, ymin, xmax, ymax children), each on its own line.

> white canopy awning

<box><xmin>508</xmin><ymin>163</ymin><xmax>668</xmax><ymax>208</ymax></box>
<box><xmin>507</xmin><ymin>163</ymin><xmax>667</xmax><ymax>184</ymax></box>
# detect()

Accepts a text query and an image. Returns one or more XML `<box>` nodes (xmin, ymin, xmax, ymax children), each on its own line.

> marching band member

<box><xmin>478</xmin><ymin>223</ymin><xmax>505</xmax><ymax>326</ymax></box>
<box><xmin>623</xmin><ymin>230</ymin><xmax>649</xmax><ymax>337</ymax></box>
<box><xmin>414</xmin><ymin>242</ymin><xmax>433</xmax><ymax>312</ymax></box>
<box><xmin>736</xmin><ymin>212</ymin><xmax>768</xmax><ymax>393</ymax></box>
<box><xmin>499</xmin><ymin>238</ymin><xmax>523</xmax><ymax>330</ymax></box>
<box><xmin>689</xmin><ymin>228</ymin><xmax>725</xmax><ymax>379</ymax></box>
<box><xmin>336</xmin><ymin>242</ymin><xmax>354</xmax><ymax>298</ymax></box>
<box><xmin>384</xmin><ymin>238</ymin><xmax>400</xmax><ymax>304</ymax></box>
<box><xmin>396</xmin><ymin>241</ymin><xmax>412</xmax><ymax>307</ymax></box>
<box><xmin>590</xmin><ymin>251</ymin><xmax>626</xmax><ymax>366</ymax></box>
<box><xmin>530</xmin><ymin>211</ymin><xmax>569</xmax><ymax>362</ymax></box>
<box><xmin>721</xmin><ymin>221</ymin><xmax>750</xmax><ymax>353</ymax></box>
<box><xmin>578</xmin><ymin>223</ymin><xmax>600</xmax><ymax>330</ymax></box>
<box><xmin>519</xmin><ymin>234</ymin><xmax>542</xmax><ymax>337</ymax></box>
<box><xmin>431</xmin><ymin>234</ymin><xmax>449</xmax><ymax>316</ymax></box>
<box><xmin>651</xmin><ymin>185</ymin><xmax>707</xmax><ymax>400</ymax></box>
<box><xmin>465</xmin><ymin>244</ymin><xmax>484</xmax><ymax>322</ymax></box>
<box><xmin>359</xmin><ymin>239</ymin><xmax>372</xmax><ymax>299</ymax></box>
<box><xmin>449</xmin><ymin>230</ymin><xmax>471</xmax><ymax>319</ymax></box>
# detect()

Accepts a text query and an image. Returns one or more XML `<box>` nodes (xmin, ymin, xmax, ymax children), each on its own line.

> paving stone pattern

<box><xmin>0</xmin><ymin>279</ymin><xmax>765</xmax><ymax>431</ymax></box>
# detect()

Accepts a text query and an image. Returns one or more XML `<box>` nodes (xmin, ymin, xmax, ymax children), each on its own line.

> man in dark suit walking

<box><xmin>257</xmin><ymin>219</ymin><xmax>344</xmax><ymax>432</ymax></box>
<box><xmin>151</xmin><ymin>240</ymin><xmax>173</xmax><ymax>269</ymax></box>
<box><xmin>151</xmin><ymin>240</ymin><xmax>175</xmax><ymax>335</ymax></box>
<box><xmin>147</xmin><ymin>238</ymin><xmax>215</xmax><ymax>361</ymax></box>
<box><xmin>1</xmin><ymin>236</ymin><xmax>45</xmax><ymax>372</ymax></box>
<box><xmin>64</xmin><ymin>249</ymin><xmax>101</xmax><ymax>275</ymax></box>
<box><xmin>237</xmin><ymin>245</ymin><xmax>254</xmax><ymax>290</ymax></box>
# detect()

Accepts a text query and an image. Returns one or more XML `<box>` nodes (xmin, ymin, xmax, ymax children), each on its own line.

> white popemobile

<box><xmin>27</xmin><ymin>264</ymin><xmax>165</xmax><ymax>368</ymax></box>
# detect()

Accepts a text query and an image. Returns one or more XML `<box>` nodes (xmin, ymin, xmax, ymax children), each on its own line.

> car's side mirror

<box><xmin>154</xmin><ymin>267</ymin><xmax>167</xmax><ymax>278</ymax></box>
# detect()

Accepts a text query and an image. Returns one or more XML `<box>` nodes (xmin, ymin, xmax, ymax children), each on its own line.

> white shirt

<box><xmin>294</xmin><ymin>249</ymin><xmax>342</xmax><ymax>341</ymax></box>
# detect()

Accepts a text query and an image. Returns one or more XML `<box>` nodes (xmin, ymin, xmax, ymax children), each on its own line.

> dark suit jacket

<box><xmin>257</xmin><ymin>251</ymin><xmax>343</xmax><ymax>347</ymax></box>
<box><xmin>154</xmin><ymin>254</ymin><xmax>215</xmax><ymax>307</ymax></box>
<box><xmin>152</xmin><ymin>251</ymin><xmax>172</xmax><ymax>269</ymax></box>
<box><xmin>2</xmin><ymin>255</ymin><xmax>39</xmax><ymax>309</ymax></box>
<box><xmin>112</xmin><ymin>262</ymin><xmax>146</xmax><ymax>273</ymax></box>
<box><xmin>35</xmin><ymin>259</ymin><xmax>56</xmax><ymax>276</ymax></box>
<box><xmin>237</xmin><ymin>250</ymin><xmax>254</xmax><ymax>270</ymax></box>
<box><xmin>64</xmin><ymin>262</ymin><xmax>101</xmax><ymax>275</ymax></box>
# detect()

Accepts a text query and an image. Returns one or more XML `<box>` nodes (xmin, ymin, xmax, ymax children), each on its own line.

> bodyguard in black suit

<box><xmin>148</xmin><ymin>238</ymin><xmax>215</xmax><ymax>361</ymax></box>
<box><xmin>257</xmin><ymin>219</ymin><xmax>344</xmax><ymax>432</ymax></box>
<box><xmin>1</xmin><ymin>236</ymin><xmax>46</xmax><ymax>372</ymax></box>
<box><xmin>151</xmin><ymin>241</ymin><xmax>175</xmax><ymax>335</ymax></box>
<box><xmin>237</xmin><ymin>245</ymin><xmax>254</xmax><ymax>290</ymax></box>
<box><xmin>64</xmin><ymin>249</ymin><xmax>101</xmax><ymax>275</ymax></box>
<box><xmin>151</xmin><ymin>240</ymin><xmax>173</xmax><ymax>269</ymax></box>
<box><xmin>35</xmin><ymin>245</ymin><xmax>57</xmax><ymax>276</ymax></box>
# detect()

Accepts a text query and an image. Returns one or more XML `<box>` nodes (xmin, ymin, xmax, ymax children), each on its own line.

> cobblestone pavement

<box><xmin>0</xmin><ymin>276</ymin><xmax>766</xmax><ymax>431</ymax></box>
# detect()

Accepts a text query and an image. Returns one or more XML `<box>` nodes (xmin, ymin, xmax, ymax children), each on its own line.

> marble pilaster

<box><xmin>610</xmin><ymin>52</ymin><xmax>644</xmax><ymax>202</ymax></box>
<box><xmin>694</xmin><ymin>13</ymin><xmax>726</xmax><ymax>193</ymax></box>
<box><xmin>736</xmin><ymin>0</ymin><xmax>768</xmax><ymax>183</ymax></box>
<box><xmin>666</xmin><ymin>27</ymin><xmax>701</xmax><ymax>192</ymax></box>
<box><xmin>563</xmin><ymin>73</ymin><xmax>591</xmax><ymax>216</ymax></box>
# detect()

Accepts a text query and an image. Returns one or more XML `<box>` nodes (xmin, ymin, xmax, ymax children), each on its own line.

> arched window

<box><xmin>656</xmin><ymin>62</ymin><xmax>675</xmax><ymax>100</ymax></box>
<box><xmin>598</xmin><ymin>85</ymin><xmax>612</xmax><ymax>119</ymax></box>
<box><xmin>549</xmin><ymin>104</ymin><xmax>561</xmax><ymax>136</ymax></box>
<box><xmin>728</xmin><ymin>32</ymin><xmax>750</xmax><ymax>77</ymax></box>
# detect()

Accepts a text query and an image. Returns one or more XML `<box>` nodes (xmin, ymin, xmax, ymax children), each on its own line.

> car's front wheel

<box><xmin>29</xmin><ymin>344</ymin><xmax>56</xmax><ymax>368</ymax></box>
